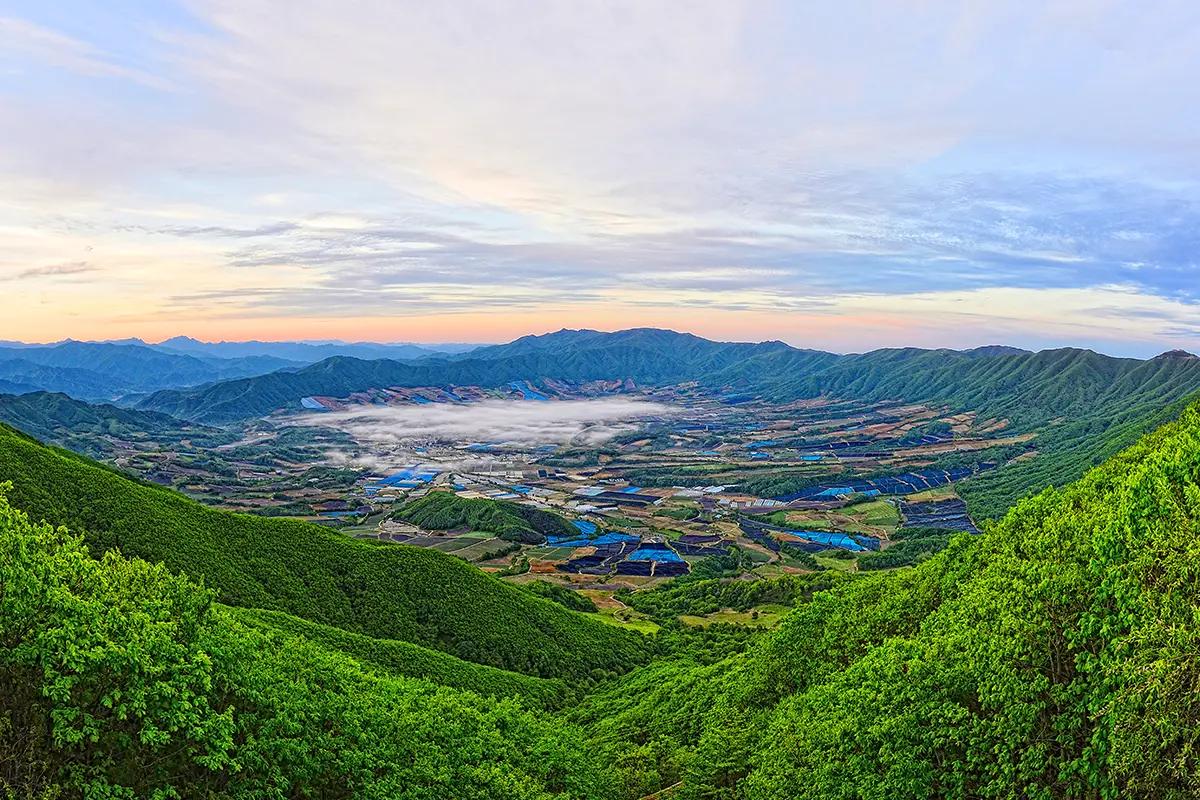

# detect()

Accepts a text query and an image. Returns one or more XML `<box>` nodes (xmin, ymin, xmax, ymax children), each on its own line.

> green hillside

<box><xmin>229</xmin><ymin>607</ymin><xmax>572</xmax><ymax>709</ymax></box>
<box><xmin>394</xmin><ymin>490</ymin><xmax>578</xmax><ymax>544</ymax></box>
<box><xmin>0</xmin><ymin>423</ymin><xmax>649</xmax><ymax>680</ymax></box>
<box><xmin>0</xmin><ymin>495</ymin><xmax>613</xmax><ymax>799</ymax></box>
<box><xmin>570</xmin><ymin>397</ymin><xmax>1200</xmax><ymax>798</ymax></box>
<box><xmin>0</xmin><ymin>391</ymin><xmax>225</xmax><ymax>457</ymax></box>
<box><xmin>10</xmin><ymin>378</ymin><xmax>1200</xmax><ymax>796</ymax></box>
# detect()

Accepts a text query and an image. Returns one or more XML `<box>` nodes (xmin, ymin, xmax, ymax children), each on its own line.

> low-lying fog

<box><xmin>292</xmin><ymin>397</ymin><xmax>679</xmax><ymax>451</ymax></box>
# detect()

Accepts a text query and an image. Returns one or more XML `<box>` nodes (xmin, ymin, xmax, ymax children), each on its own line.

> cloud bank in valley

<box><xmin>293</xmin><ymin>398</ymin><xmax>678</xmax><ymax>453</ymax></box>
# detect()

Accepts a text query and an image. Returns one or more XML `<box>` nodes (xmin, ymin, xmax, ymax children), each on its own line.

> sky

<box><xmin>2</xmin><ymin>1</ymin><xmax>1200</xmax><ymax>356</ymax></box>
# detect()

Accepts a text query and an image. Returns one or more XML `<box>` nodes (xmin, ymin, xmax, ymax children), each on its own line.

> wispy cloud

<box><xmin>0</xmin><ymin>16</ymin><xmax>170</xmax><ymax>88</ymax></box>
<box><xmin>16</xmin><ymin>261</ymin><xmax>96</xmax><ymax>280</ymax></box>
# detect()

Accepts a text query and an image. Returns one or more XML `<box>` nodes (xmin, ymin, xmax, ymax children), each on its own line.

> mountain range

<box><xmin>2</xmin><ymin>328</ymin><xmax>1197</xmax><ymax>519</ymax></box>
<box><xmin>112</xmin><ymin>328</ymin><xmax>1197</xmax><ymax>517</ymax></box>
<box><xmin>153</xmin><ymin>336</ymin><xmax>480</xmax><ymax>362</ymax></box>
<box><xmin>0</xmin><ymin>341</ymin><xmax>303</xmax><ymax>401</ymax></box>
<box><xmin>135</xmin><ymin>328</ymin><xmax>1199</xmax><ymax>427</ymax></box>
<box><xmin>0</xmin><ymin>338</ymin><xmax>484</xmax><ymax>402</ymax></box>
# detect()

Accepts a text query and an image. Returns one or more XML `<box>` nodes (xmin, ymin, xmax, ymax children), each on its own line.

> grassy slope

<box><xmin>0</xmin><ymin>423</ymin><xmax>648</xmax><ymax>680</ymax></box>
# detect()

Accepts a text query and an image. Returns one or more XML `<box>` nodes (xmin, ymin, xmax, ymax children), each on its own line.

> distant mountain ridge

<box><xmin>0</xmin><ymin>392</ymin><xmax>206</xmax><ymax>458</ymax></box>
<box><xmin>155</xmin><ymin>336</ymin><xmax>480</xmax><ymax>363</ymax></box>
<box><xmin>0</xmin><ymin>378</ymin><xmax>38</xmax><ymax>395</ymax></box>
<box><xmin>0</xmin><ymin>337</ymin><xmax>482</xmax><ymax>401</ymax></box>
<box><xmin>135</xmin><ymin>328</ymin><xmax>1199</xmax><ymax>429</ymax></box>
<box><xmin>137</xmin><ymin>328</ymin><xmax>809</xmax><ymax>422</ymax></box>
<box><xmin>0</xmin><ymin>341</ymin><xmax>303</xmax><ymax>401</ymax></box>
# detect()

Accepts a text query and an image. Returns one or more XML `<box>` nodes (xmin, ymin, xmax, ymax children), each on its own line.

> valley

<box><xmin>4</xmin><ymin>329</ymin><xmax>1200</xmax><ymax>799</ymax></box>
<box><xmin>4</xmin><ymin>373</ymin><xmax>1037</xmax><ymax>609</ymax></box>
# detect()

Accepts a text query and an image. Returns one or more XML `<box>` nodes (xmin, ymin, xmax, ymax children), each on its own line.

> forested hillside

<box><xmin>570</xmin><ymin>397</ymin><xmax>1200</xmax><ymax>798</ymax></box>
<box><xmin>0</xmin><ymin>392</ymin><xmax>222</xmax><ymax>457</ymax></box>
<box><xmin>0</xmin><ymin>495</ymin><xmax>612</xmax><ymax>799</ymax></box>
<box><xmin>0</xmin><ymin>423</ymin><xmax>648</xmax><ymax>680</ymax></box>
<box><xmin>395</xmin><ymin>490</ymin><xmax>578</xmax><ymax>543</ymax></box>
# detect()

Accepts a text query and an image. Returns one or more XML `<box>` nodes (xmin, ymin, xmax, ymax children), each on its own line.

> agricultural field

<box><xmin>38</xmin><ymin>383</ymin><xmax>1020</xmax><ymax>590</ymax></box>
<box><xmin>295</xmin><ymin>391</ymin><xmax>1022</xmax><ymax>588</ymax></box>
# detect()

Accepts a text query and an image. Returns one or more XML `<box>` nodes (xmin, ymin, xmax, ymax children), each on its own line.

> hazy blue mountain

<box><xmin>0</xmin><ymin>359</ymin><xmax>127</xmax><ymax>401</ymax></box>
<box><xmin>0</xmin><ymin>342</ymin><xmax>303</xmax><ymax>400</ymax></box>
<box><xmin>0</xmin><ymin>377</ymin><xmax>40</xmax><ymax>394</ymax></box>
<box><xmin>155</xmin><ymin>336</ymin><xmax>480</xmax><ymax>363</ymax></box>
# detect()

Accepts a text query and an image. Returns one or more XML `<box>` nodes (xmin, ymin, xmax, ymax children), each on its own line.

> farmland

<box><xmin>46</xmin><ymin>381</ymin><xmax>1036</xmax><ymax>594</ymax></box>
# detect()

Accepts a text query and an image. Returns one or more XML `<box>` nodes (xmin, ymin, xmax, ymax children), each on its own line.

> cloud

<box><xmin>0</xmin><ymin>16</ymin><xmax>170</xmax><ymax>88</ymax></box>
<box><xmin>290</xmin><ymin>398</ymin><xmax>678</xmax><ymax>451</ymax></box>
<box><xmin>4</xmin><ymin>261</ymin><xmax>96</xmax><ymax>281</ymax></box>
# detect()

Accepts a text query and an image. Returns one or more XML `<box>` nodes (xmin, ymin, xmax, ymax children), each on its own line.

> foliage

<box><xmin>623</xmin><ymin>573</ymin><xmax>842</xmax><ymax>621</ymax></box>
<box><xmin>674</xmin><ymin>550</ymin><xmax>746</xmax><ymax>583</ymax></box>
<box><xmin>891</xmin><ymin>525</ymin><xmax>962</xmax><ymax>540</ymax></box>
<box><xmin>478</xmin><ymin>541</ymin><xmax>523</xmax><ymax>562</ymax></box>
<box><xmin>856</xmin><ymin>534</ymin><xmax>952</xmax><ymax>570</ymax></box>
<box><xmin>0</xmin><ymin>494</ymin><xmax>616</xmax><ymax>798</ymax></box>
<box><xmin>583</xmin><ymin>397</ymin><xmax>1200</xmax><ymax>799</ymax></box>
<box><xmin>0</xmin><ymin>424</ymin><xmax>649</xmax><ymax>681</ymax></box>
<box><xmin>653</xmin><ymin>506</ymin><xmax>699</xmax><ymax>521</ymax></box>
<box><xmin>519</xmin><ymin>581</ymin><xmax>599</xmax><ymax>613</ymax></box>
<box><xmin>230</xmin><ymin>607</ymin><xmax>572</xmax><ymax>709</ymax></box>
<box><xmin>498</xmin><ymin>555</ymin><xmax>532</xmax><ymax>577</ymax></box>
<box><xmin>779</xmin><ymin>543</ymin><xmax>822</xmax><ymax>570</ymax></box>
<box><xmin>395</xmin><ymin>490</ymin><xmax>577</xmax><ymax>544</ymax></box>
<box><xmin>13</xmin><ymin>333</ymin><xmax>1200</xmax><ymax>797</ymax></box>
